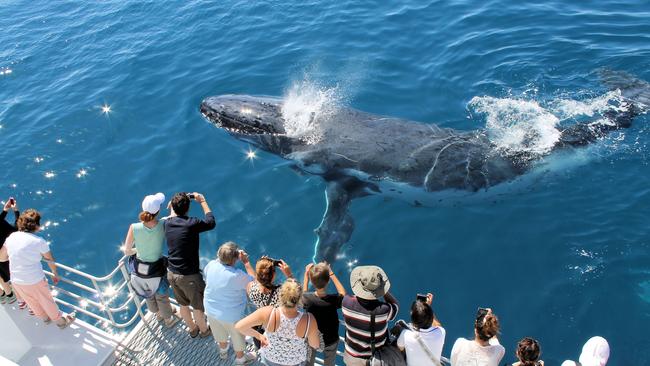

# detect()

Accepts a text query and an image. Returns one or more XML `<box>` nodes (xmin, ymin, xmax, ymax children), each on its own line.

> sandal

<box><xmin>188</xmin><ymin>326</ymin><xmax>199</xmax><ymax>338</ymax></box>
<box><xmin>28</xmin><ymin>308</ymin><xmax>35</xmax><ymax>316</ymax></box>
<box><xmin>199</xmin><ymin>327</ymin><xmax>212</xmax><ymax>339</ymax></box>
<box><xmin>57</xmin><ymin>313</ymin><xmax>76</xmax><ymax>329</ymax></box>
<box><xmin>43</xmin><ymin>317</ymin><xmax>52</xmax><ymax>324</ymax></box>
<box><xmin>18</xmin><ymin>301</ymin><xmax>28</xmax><ymax>310</ymax></box>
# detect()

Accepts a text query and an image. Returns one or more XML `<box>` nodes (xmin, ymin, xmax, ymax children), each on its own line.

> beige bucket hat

<box><xmin>350</xmin><ymin>265</ymin><xmax>390</xmax><ymax>300</ymax></box>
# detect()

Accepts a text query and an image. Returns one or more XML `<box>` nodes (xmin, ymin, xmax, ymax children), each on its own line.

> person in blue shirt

<box><xmin>204</xmin><ymin>241</ymin><xmax>257</xmax><ymax>365</ymax></box>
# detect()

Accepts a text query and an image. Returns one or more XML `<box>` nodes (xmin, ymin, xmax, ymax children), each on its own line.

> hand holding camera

<box><xmin>188</xmin><ymin>192</ymin><xmax>205</xmax><ymax>203</ymax></box>
<box><xmin>238</xmin><ymin>250</ymin><xmax>250</xmax><ymax>264</ymax></box>
<box><xmin>416</xmin><ymin>292</ymin><xmax>434</xmax><ymax>305</ymax></box>
<box><xmin>3</xmin><ymin>197</ymin><xmax>17</xmax><ymax>212</ymax></box>
<box><xmin>277</xmin><ymin>259</ymin><xmax>293</xmax><ymax>278</ymax></box>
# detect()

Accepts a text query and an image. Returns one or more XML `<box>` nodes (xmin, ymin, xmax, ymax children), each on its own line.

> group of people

<box><xmin>0</xmin><ymin>192</ymin><xmax>612</xmax><ymax>366</ymax></box>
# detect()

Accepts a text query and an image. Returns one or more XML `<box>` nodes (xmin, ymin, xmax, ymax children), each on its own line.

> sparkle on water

<box><xmin>44</xmin><ymin>171</ymin><xmax>56</xmax><ymax>179</ymax></box>
<box><xmin>101</xmin><ymin>104</ymin><xmax>112</xmax><ymax>115</ymax></box>
<box><xmin>76</xmin><ymin>168</ymin><xmax>88</xmax><ymax>178</ymax></box>
<box><xmin>34</xmin><ymin>157</ymin><xmax>44</xmax><ymax>163</ymax></box>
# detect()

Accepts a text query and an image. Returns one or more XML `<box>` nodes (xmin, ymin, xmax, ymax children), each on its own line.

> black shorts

<box><xmin>0</xmin><ymin>261</ymin><xmax>9</xmax><ymax>282</ymax></box>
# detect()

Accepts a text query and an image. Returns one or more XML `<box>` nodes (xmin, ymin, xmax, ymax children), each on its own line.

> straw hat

<box><xmin>350</xmin><ymin>265</ymin><xmax>390</xmax><ymax>300</ymax></box>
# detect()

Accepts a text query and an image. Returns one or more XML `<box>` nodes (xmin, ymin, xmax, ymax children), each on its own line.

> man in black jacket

<box><xmin>165</xmin><ymin>192</ymin><xmax>215</xmax><ymax>338</ymax></box>
<box><xmin>0</xmin><ymin>197</ymin><xmax>19</xmax><ymax>304</ymax></box>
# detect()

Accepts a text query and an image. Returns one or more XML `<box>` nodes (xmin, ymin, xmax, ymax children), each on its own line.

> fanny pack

<box><xmin>128</xmin><ymin>255</ymin><xmax>167</xmax><ymax>278</ymax></box>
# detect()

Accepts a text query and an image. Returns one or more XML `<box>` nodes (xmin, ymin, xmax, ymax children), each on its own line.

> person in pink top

<box><xmin>1</xmin><ymin>209</ymin><xmax>75</xmax><ymax>328</ymax></box>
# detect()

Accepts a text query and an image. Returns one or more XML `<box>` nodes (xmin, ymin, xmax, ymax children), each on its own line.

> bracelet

<box><xmin>329</xmin><ymin>273</ymin><xmax>335</xmax><ymax>277</ymax></box>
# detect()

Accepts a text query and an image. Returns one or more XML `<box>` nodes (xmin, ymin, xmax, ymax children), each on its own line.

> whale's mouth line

<box><xmin>201</xmin><ymin>110</ymin><xmax>286</xmax><ymax>137</ymax></box>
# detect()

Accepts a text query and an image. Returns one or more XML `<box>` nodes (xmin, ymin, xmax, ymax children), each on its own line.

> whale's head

<box><xmin>200</xmin><ymin>95</ymin><xmax>297</xmax><ymax>155</ymax></box>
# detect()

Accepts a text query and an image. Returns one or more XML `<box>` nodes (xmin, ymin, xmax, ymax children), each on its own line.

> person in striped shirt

<box><xmin>341</xmin><ymin>265</ymin><xmax>399</xmax><ymax>366</ymax></box>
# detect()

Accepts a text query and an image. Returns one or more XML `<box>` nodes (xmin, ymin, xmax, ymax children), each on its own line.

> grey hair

<box><xmin>217</xmin><ymin>241</ymin><xmax>239</xmax><ymax>265</ymax></box>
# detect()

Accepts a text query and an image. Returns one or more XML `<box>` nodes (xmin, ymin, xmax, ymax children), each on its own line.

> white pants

<box><xmin>207</xmin><ymin>316</ymin><xmax>247</xmax><ymax>352</ymax></box>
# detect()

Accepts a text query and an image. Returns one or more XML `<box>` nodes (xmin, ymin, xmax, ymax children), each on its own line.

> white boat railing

<box><xmin>43</xmin><ymin>255</ymin><xmax>146</xmax><ymax>329</ymax></box>
<box><xmin>42</xmin><ymin>257</ymin><xmax>449</xmax><ymax>365</ymax></box>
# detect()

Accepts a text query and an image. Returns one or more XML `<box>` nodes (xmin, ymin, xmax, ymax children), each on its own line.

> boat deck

<box><xmin>1</xmin><ymin>302</ymin><xmax>117</xmax><ymax>366</ymax></box>
<box><xmin>113</xmin><ymin>312</ymin><xmax>264</xmax><ymax>366</ymax></box>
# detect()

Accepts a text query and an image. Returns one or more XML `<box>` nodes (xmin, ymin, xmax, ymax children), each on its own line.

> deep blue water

<box><xmin>1</xmin><ymin>1</ymin><xmax>649</xmax><ymax>364</ymax></box>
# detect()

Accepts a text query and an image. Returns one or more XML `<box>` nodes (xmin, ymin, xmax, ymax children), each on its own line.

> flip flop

<box><xmin>57</xmin><ymin>313</ymin><xmax>76</xmax><ymax>329</ymax></box>
<box><xmin>18</xmin><ymin>301</ymin><xmax>28</xmax><ymax>310</ymax></box>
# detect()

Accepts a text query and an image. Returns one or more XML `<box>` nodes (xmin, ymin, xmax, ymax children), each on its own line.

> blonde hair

<box><xmin>278</xmin><ymin>279</ymin><xmax>302</xmax><ymax>308</ymax></box>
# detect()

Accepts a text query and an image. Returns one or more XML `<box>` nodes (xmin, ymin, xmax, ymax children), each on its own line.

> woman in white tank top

<box><xmin>236</xmin><ymin>278</ymin><xmax>321</xmax><ymax>366</ymax></box>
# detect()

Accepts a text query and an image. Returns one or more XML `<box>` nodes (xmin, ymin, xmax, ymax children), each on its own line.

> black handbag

<box><xmin>128</xmin><ymin>255</ymin><xmax>167</xmax><ymax>279</ymax></box>
<box><xmin>366</xmin><ymin>308</ymin><xmax>407</xmax><ymax>366</ymax></box>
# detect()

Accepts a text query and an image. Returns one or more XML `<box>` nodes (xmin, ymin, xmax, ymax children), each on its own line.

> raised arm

<box><xmin>123</xmin><ymin>225</ymin><xmax>136</xmax><ymax>256</ymax></box>
<box><xmin>384</xmin><ymin>291</ymin><xmax>398</xmax><ymax>305</ymax></box>
<box><xmin>328</xmin><ymin>264</ymin><xmax>346</xmax><ymax>296</ymax></box>
<box><xmin>192</xmin><ymin>193</ymin><xmax>216</xmax><ymax>232</ymax></box>
<box><xmin>239</xmin><ymin>250</ymin><xmax>256</xmax><ymax>277</ymax></box>
<box><xmin>303</xmin><ymin>263</ymin><xmax>313</xmax><ymax>292</ymax></box>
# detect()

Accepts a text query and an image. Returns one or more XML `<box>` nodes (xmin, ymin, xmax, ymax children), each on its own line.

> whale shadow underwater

<box><xmin>200</xmin><ymin>70</ymin><xmax>649</xmax><ymax>263</ymax></box>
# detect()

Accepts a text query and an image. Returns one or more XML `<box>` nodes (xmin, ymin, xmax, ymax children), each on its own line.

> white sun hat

<box><xmin>578</xmin><ymin>336</ymin><xmax>610</xmax><ymax>366</ymax></box>
<box><xmin>141</xmin><ymin>193</ymin><xmax>165</xmax><ymax>214</ymax></box>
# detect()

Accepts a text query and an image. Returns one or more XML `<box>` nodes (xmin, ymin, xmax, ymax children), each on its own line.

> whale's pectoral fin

<box><xmin>313</xmin><ymin>178</ymin><xmax>370</xmax><ymax>263</ymax></box>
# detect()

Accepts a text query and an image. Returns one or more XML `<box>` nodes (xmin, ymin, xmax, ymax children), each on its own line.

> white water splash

<box><xmin>469</xmin><ymin>96</ymin><xmax>561</xmax><ymax>154</ymax></box>
<box><xmin>281</xmin><ymin>77</ymin><xmax>343</xmax><ymax>144</ymax></box>
<box><xmin>550</xmin><ymin>90</ymin><xmax>624</xmax><ymax>119</ymax></box>
<box><xmin>469</xmin><ymin>90</ymin><xmax>629</xmax><ymax>155</ymax></box>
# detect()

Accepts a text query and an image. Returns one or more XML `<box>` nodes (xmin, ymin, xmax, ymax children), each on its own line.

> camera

<box><xmin>187</xmin><ymin>194</ymin><xmax>195</xmax><ymax>200</ymax></box>
<box><xmin>416</xmin><ymin>293</ymin><xmax>428</xmax><ymax>302</ymax></box>
<box><xmin>267</xmin><ymin>258</ymin><xmax>282</xmax><ymax>267</ymax></box>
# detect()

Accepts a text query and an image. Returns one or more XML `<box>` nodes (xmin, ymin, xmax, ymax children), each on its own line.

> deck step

<box><xmin>112</xmin><ymin>314</ymin><xmax>262</xmax><ymax>366</ymax></box>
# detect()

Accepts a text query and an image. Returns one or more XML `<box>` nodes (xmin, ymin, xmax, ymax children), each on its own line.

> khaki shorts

<box><xmin>167</xmin><ymin>272</ymin><xmax>205</xmax><ymax>311</ymax></box>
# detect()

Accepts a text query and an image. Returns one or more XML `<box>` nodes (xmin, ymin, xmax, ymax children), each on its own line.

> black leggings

<box><xmin>0</xmin><ymin>261</ymin><xmax>9</xmax><ymax>282</ymax></box>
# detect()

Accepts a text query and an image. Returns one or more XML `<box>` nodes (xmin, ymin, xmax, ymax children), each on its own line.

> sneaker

<box><xmin>218</xmin><ymin>343</ymin><xmax>230</xmax><ymax>360</ymax></box>
<box><xmin>164</xmin><ymin>315</ymin><xmax>181</xmax><ymax>328</ymax></box>
<box><xmin>235</xmin><ymin>351</ymin><xmax>257</xmax><ymax>365</ymax></box>
<box><xmin>199</xmin><ymin>327</ymin><xmax>212</xmax><ymax>339</ymax></box>
<box><xmin>5</xmin><ymin>292</ymin><xmax>16</xmax><ymax>304</ymax></box>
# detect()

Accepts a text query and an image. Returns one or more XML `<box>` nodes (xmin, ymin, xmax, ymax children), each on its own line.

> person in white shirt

<box><xmin>1</xmin><ymin>209</ymin><xmax>75</xmax><ymax>328</ymax></box>
<box><xmin>450</xmin><ymin>307</ymin><xmax>505</xmax><ymax>366</ymax></box>
<box><xmin>397</xmin><ymin>293</ymin><xmax>446</xmax><ymax>366</ymax></box>
<box><xmin>561</xmin><ymin>336</ymin><xmax>609</xmax><ymax>366</ymax></box>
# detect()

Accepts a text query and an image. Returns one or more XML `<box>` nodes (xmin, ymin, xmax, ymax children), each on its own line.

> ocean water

<box><xmin>1</xmin><ymin>1</ymin><xmax>649</xmax><ymax>363</ymax></box>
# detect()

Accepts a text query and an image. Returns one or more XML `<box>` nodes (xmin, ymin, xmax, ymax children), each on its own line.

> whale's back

<box><xmin>292</xmin><ymin>108</ymin><xmax>526</xmax><ymax>192</ymax></box>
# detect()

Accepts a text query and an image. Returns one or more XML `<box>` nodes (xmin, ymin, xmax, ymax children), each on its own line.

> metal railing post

<box><xmin>91</xmin><ymin>277</ymin><xmax>117</xmax><ymax>326</ymax></box>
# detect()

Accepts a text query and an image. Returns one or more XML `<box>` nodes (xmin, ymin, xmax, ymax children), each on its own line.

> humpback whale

<box><xmin>200</xmin><ymin>71</ymin><xmax>648</xmax><ymax>263</ymax></box>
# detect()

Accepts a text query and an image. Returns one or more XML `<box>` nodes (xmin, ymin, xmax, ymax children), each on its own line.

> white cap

<box><xmin>578</xmin><ymin>336</ymin><xmax>610</xmax><ymax>366</ymax></box>
<box><xmin>141</xmin><ymin>193</ymin><xmax>165</xmax><ymax>214</ymax></box>
<box><xmin>561</xmin><ymin>361</ymin><xmax>579</xmax><ymax>366</ymax></box>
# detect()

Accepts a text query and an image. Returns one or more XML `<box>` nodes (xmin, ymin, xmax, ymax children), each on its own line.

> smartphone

<box><xmin>8</xmin><ymin>197</ymin><xmax>15</xmax><ymax>205</ymax></box>
<box><xmin>187</xmin><ymin>194</ymin><xmax>195</xmax><ymax>200</ymax></box>
<box><xmin>416</xmin><ymin>293</ymin><xmax>428</xmax><ymax>302</ymax></box>
<box><xmin>272</xmin><ymin>259</ymin><xmax>282</xmax><ymax>267</ymax></box>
